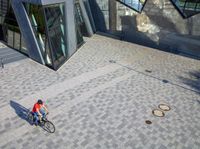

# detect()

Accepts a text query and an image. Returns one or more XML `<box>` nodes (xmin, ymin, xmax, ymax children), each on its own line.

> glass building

<box><xmin>24</xmin><ymin>3</ymin><xmax>68</xmax><ymax>69</ymax></box>
<box><xmin>0</xmin><ymin>0</ymin><xmax>199</xmax><ymax>69</ymax></box>
<box><xmin>0</xmin><ymin>0</ymin><xmax>28</xmax><ymax>54</ymax></box>
<box><xmin>0</xmin><ymin>0</ymin><xmax>93</xmax><ymax>70</ymax></box>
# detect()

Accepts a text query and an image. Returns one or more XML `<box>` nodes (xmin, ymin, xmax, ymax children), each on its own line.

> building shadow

<box><xmin>178</xmin><ymin>70</ymin><xmax>200</xmax><ymax>94</ymax></box>
<box><xmin>88</xmin><ymin>0</ymin><xmax>108</xmax><ymax>32</ymax></box>
<box><xmin>10</xmin><ymin>100</ymin><xmax>32</xmax><ymax>125</ymax></box>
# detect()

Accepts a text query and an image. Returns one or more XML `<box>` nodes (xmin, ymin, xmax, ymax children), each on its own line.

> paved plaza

<box><xmin>0</xmin><ymin>35</ymin><xmax>200</xmax><ymax>149</ymax></box>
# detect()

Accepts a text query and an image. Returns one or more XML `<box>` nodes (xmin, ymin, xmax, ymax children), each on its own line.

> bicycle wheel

<box><xmin>43</xmin><ymin>121</ymin><xmax>55</xmax><ymax>133</ymax></box>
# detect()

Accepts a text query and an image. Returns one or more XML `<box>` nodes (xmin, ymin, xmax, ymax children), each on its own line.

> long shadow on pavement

<box><xmin>10</xmin><ymin>100</ymin><xmax>32</xmax><ymax>125</ymax></box>
<box><xmin>110</xmin><ymin>61</ymin><xmax>200</xmax><ymax>95</ymax></box>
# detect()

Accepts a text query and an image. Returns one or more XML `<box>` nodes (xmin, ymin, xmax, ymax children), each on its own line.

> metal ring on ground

<box><xmin>158</xmin><ymin>104</ymin><xmax>171</xmax><ymax>111</ymax></box>
<box><xmin>152</xmin><ymin>109</ymin><xmax>165</xmax><ymax>117</ymax></box>
<box><xmin>145</xmin><ymin>120</ymin><xmax>152</xmax><ymax>124</ymax></box>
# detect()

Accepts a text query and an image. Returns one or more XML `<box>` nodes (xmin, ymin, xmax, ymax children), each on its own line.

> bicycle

<box><xmin>27</xmin><ymin>111</ymin><xmax>55</xmax><ymax>133</ymax></box>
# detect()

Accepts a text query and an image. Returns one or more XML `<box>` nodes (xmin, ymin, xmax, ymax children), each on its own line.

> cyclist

<box><xmin>32</xmin><ymin>99</ymin><xmax>49</xmax><ymax>125</ymax></box>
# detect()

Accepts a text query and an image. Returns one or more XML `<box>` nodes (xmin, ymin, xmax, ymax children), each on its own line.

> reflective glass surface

<box><xmin>14</xmin><ymin>31</ymin><xmax>20</xmax><ymax>50</ymax></box>
<box><xmin>25</xmin><ymin>3</ymin><xmax>53</xmax><ymax>66</ymax></box>
<box><xmin>25</xmin><ymin>3</ymin><xmax>67</xmax><ymax>69</ymax></box>
<box><xmin>74</xmin><ymin>1</ymin><xmax>84</xmax><ymax>46</ymax></box>
<box><xmin>0</xmin><ymin>0</ymin><xmax>10</xmax><ymax>24</ymax></box>
<box><xmin>93</xmin><ymin>0</ymin><xmax>110</xmax><ymax>30</ymax></box>
<box><xmin>75</xmin><ymin>1</ymin><xmax>88</xmax><ymax>36</ymax></box>
<box><xmin>21</xmin><ymin>36</ymin><xmax>28</xmax><ymax>53</ymax></box>
<box><xmin>0</xmin><ymin>1</ymin><xmax>28</xmax><ymax>54</ymax></box>
<box><xmin>171</xmin><ymin>0</ymin><xmax>200</xmax><ymax>18</ymax></box>
<box><xmin>117</xmin><ymin>0</ymin><xmax>147</xmax><ymax>12</ymax></box>
<box><xmin>44</xmin><ymin>4</ymin><xmax>67</xmax><ymax>63</ymax></box>
<box><xmin>7</xmin><ymin>29</ymin><xmax>14</xmax><ymax>47</ymax></box>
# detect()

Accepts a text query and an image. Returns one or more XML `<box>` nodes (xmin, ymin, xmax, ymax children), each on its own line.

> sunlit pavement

<box><xmin>0</xmin><ymin>35</ymin><xmax>200</xmax><ymax>149</ymax></box>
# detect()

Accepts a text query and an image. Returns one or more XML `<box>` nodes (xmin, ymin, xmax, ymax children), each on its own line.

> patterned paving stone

<box><xmin>0</xmin><ymin>35</ymin><xmax>200</xmax><ymax>149</ymax></box>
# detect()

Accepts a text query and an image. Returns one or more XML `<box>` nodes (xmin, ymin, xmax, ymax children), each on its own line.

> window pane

<box><xmin>44</xmin><ymin>3</ymin><xmax>67</xmax><ymax>64</ymax></box>
<box><xmin>7</xmin><ymin>29</ymin><xmax>14</xmax><ymax>47</ymax></box>
<box><xmin>75</xmin><ymin>1</ymin><xmax>88</xmax><ymax>36</ymax></box>
<box><xmin>14</xmin><ymin>31</ymin><xmax>20</xmax><ymax>50</ymax></box>
<box><xmin>171</xmin><ymin>0</ymin><xmax>200</xmax><ymax>18</ymax></box>
<box><xmin>24</xmin><ymin>3</ymin><xmax>53</xmax><ymax>66</ymax></box>
<box><xmin>74</xmin><ymin>1</ymin><xmax>84</xmax><ymax>46</ymax></box>
<box><xmin>117</xmin><ymin>0</ymin><xmax>146</xmax><ymax>12</ymax></box>
<box><xmin>21</xmin><ymin>35</ymin><xmax>28</xmax><ymax>54</ymax></box>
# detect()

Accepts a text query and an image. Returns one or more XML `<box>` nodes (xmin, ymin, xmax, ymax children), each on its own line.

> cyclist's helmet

<box><xmin>37</xmin><ymin>99</ymin><xmax>43</xmax><ymax>104</ymax></box>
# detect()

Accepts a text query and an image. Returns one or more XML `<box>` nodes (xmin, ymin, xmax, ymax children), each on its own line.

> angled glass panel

<box><xmin>24</xmin><ymin>3</ymin><xmax>53</xmax><ymax>66</ymax></box>
<box><xmin>0</xmin><ymin>0</ymin><xmax>10</xmax><ymax>24</ymax></box>
<box><xmin>116</xmin><ymin>0</ymin><xmax>147</xmax><ymax>12</ymax></box>
<box><xmin>44</xmin><ymin>3</ymin><xmax>67</xmax><ymax>68</ymax></box>
<box><xmin>74</xmin><ymin>0</ymin><xmax>84</xmax><ymax>47</ymax></box>
<box><xmin>21</xmin><ymin>35</ymin><xmax>28</xmax><ymax>54</ymax></box>
<box><xmin>0</xmin><ymin>1</ymin><xmax>27</xmax><ymax>55</ymax></box>
<box><xmin>75</xmin><ymin>0</ymin><xmax>88</xmax><ymax>36</ymax></box>
<box><xmin>171</xmin><ymin>0</ymin><xmax>200</xmax><ymax>18</ymax></box>
<box><xmin>89</xmin><ymin>0</ymin><xmax>109</xmax><ymax>31</ymax></box>
<box><xmin>24</xmin><ymin>3</ymin><xmax>67</xmax><ymax>70</ymax></box>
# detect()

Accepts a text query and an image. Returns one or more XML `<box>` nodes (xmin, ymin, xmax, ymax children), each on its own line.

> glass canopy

<box><xmin>171</xmin><ymin>0</ymin><xmax>200</xmax><ymax>18</ymax></box>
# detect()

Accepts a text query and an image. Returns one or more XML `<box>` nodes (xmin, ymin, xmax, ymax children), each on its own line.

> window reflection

<box><xmin>44</xmin><ymin>4</ymin><xmax>67</xmax><ymax>63</ymax></box>
<box><xmin>117</xmin><ymin>0</ymin><xmax>147</xmax><ymax>12</ymax></box>
<box><xmin>7</xmin><ymin>28</ymin><xmax>14</xmax><ymax>47</ymax></box>
<box><xmin>171</xmin><ymin>0</ymin><xmax>200</xmax><ymax>18</ymax></box>
<box><xmin>24</xmin><ymin>3</ymin><xmax>67</xmax><ymax>69</ymax></box>
<box><xmin>21</xmin><ymin>35</ymin><xmax>28</xmax><ymax>53</ymax></box>
<box><xmin>75</xmin><ymin>1</ymin><xmax>88</xmax><ymax>36</ymax></box>
<box><xmin>74</xmin><ymin>1</ymin><xmax>84</xmax><ymax>46</ymax></box>
<box><xmin>14</xmin><ymin>31</ymin><xmax>20</xmax><ymax>50</ymax></box>
<box><xmin>24</xmin><ymin>4</ymin><xmax>52</xmax><ymax>65</ymax></box>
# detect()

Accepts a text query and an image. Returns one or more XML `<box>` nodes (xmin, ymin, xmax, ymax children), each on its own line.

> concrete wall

<box><xmin>89</xmin><ymin>0</ymin><xmax>200</xmax><ymax>58</ymax></box>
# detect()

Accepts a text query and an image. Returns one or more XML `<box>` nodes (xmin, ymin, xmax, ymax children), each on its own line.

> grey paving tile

<box><xmin>0</xmin><ymin>35</ymin><xmax>200</xmax><ymax>149</ymax></box>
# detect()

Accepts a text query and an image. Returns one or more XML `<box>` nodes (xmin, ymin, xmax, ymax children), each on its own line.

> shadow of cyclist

<box><xmin>10</xmin><ymin>100</ymin><xmax>32</xmax><ymax>125</ymax></box>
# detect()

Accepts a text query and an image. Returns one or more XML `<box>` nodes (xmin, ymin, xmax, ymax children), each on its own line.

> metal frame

<box><xmin>43</xmin><ymin>2</ymin><xmax>68</xmax><ymax>70</ymax></box>
<box><xmin>116</xmin><ymin>0</ymin><xmax>148</xmax><ymax>13</ymax></box>
<box><xmin>170</xmin><ymin>0</ymin><xmax>200</xmax><ymax>18</ymax></box>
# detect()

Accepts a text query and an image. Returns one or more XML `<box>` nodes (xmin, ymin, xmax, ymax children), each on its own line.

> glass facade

<box><xmin>75</xmin><ymin>0</ymin><xmax>88</xmax><ymax>36</ymax></box>
<box><xmin>74</xmin><ymin>0</ymin><xmax>84</xmax><ymax>46</ymax></box>
<box><xmin>171</xmin><ymin>0</ymin><xmax>200</xmax><ymax>18</ymax></box>
<box><xmin>116</xmin><ymin>1</ymin><xmax>138</xmax><ymax>31</ymax></box>
<box><xmin>0</xmin><ymin>0</ymin><xmax>28</xmax><ymax>54</ymax></box>
<box><xmin>116</xmin><ymin>0</ymin><xmax>147</xmax><ymax>12</ymax></box>
<box><xmin>0</xmin><ymin>0</ymin><xmax>9</xmax><ymax>24</ymax></box>
<box><xmin>89</xmin><ymin>0</ymin><xmax>110</xmax><ymax>31</ymax></box>
<box><xmin>24</xmin><ymin>3</ymin><xmax>67</xmax><ymax>69</ymax></box>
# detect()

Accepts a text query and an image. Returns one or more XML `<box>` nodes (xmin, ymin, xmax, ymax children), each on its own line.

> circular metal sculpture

<box><xmin>152</xmin><ymin>109</ymin><xmax>165</xmax><ymax>117</ymax></box>
<box><xmin>158</xmin><ymin>104</ymin><xmax>171</xmax><ymax>111</ymax></box>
